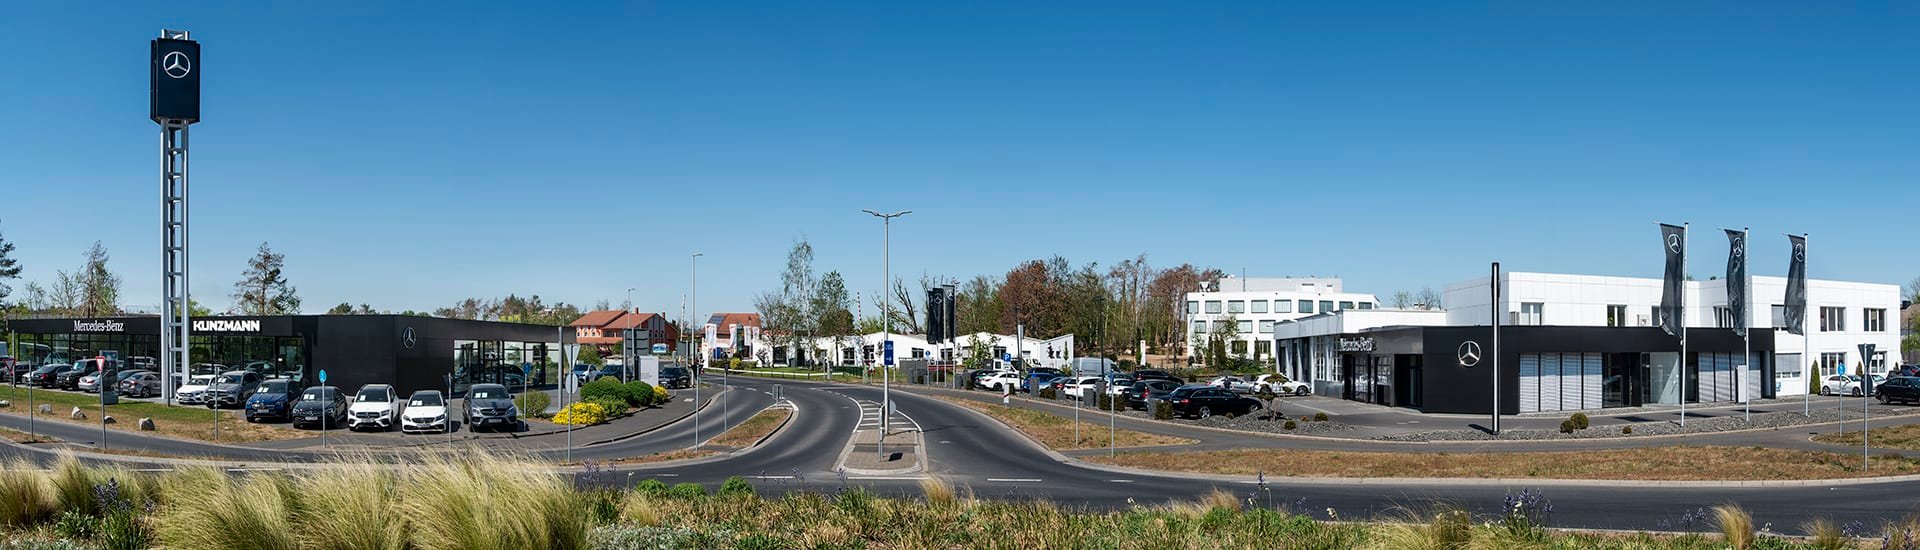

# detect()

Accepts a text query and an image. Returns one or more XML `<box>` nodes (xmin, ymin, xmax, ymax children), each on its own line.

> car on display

<box><xmin>348</xmin><ymin>384</ymin><xmax>401</xmax><ymax>431</ymax></box>
<box><xmin>76</xmin><ymin>373</ymin><xmax>102</xmax><ymax>393</ymax></box>
<box><xmin>462</xmin><ymin>383</ymin><xmax>519</xmax><ymax>432</ymax></box>
<box><xmin>176</xmin><ymin>375</ymin><xmax>217</xmax><ymax>404</ymax></box>
<box><xmin>245</xmin><ymin>379</ymin><xmax>302</xmax><ymax>422</ymax></box>
<box><xmin>1023</xmin><ymin>372</ymin><xmax>1063</xmax><ymax>393</ymax></box>
<box><xmin>571</xmin><ymin>364</ymin><xmax>596</xmax><ymax>384</ymax></box>
<box><xmin>1131</xmin><ymin>369</ymin><xmax>1182</xmax><ymax>383</ymax></box>
<box><xmin>1845</xmin><ymin>374</ymin><xmax>1887</xmax><ymax>397</ymax></box>
<box><xmin>204</xmin><ymin>371</ymin><xmax>266</xmax><ymax>408</ymax></box>
<box><xmin>1058</xmin><ymin>376</ymin><xmax>1105</xmax><ymax>400</ymax></box>
<box><xmin>1028</xmin><ymin>367</ymin><xmax>1067</xmax><ymax>379</ymax></box>
<box><xmin>1163</xmin><ymin>385</ymin><xmax>1263</xmax><ymax>419</ymax></box>
<box><xmin>1205</xmin><ymin>376</ymin><xmax>1257</xmax><ymax>393</ymax></box>
<box><xmin>1103</xmin><ymin>375</ymin><xmax>1135</xmax><ymax>396</ymax></box>
<box><xmin>1252</xmin><ymin>374</ymin><xmax>1312</xmax><ymax>396</ymax></box>
<box><xmin>659</xmin><ymin>366</ymin><xmax>692</xmax><ymax>389</ymax></box>
<box><xmin>594</xmin><ymin>365</ymin><xmax>624</xmax><ymax>382</ymax></box>
<box><xmin>1124</xmin><ymin>379</ymin><xmax>1184</xmax><ymax>409</ymax></box>
<box><xmin>117</xmin><ymin>372</ymin><xmax>163</xmax><ymax>398</ymax></box>
<box><xmin>1876</xmin><ymin>376</ymin><xmax>1920</xmax><ymax>405</ymax></box>
<box><xmin>1819</xmin><ymin>375</ymin><xmax>1851</xmax><ymax>396</ymax></box>
<box><xmin>291</xmin><ymin>386</ymin><xmax>350</xmax><ymax>429</ymax></box>
<box><xmin>55</xmin><ymin>360</ymin><xmax>103</xmax><ymax>390</ymax></box>
<box><xmin>22</xmin><ymin>364</ymin><xmax>68</xmax><ymax>387</ymax></box>
<box><xmin>979</xmin><ymin>371</ymin><xmax>1022</xmax><ymax>392</ymax></box>
<box><xmin>401</xmin><ymin>390</ymin><xmax>451</xmax><ymax>434</ymax></box>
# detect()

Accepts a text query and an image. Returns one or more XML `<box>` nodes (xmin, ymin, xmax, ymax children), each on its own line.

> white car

<box><xmin>176</xmin><ymin>375</ymin><xmax>216</xmax><ymax>404</ymax></box>
<box><xmin>1059</xmin><ymin>376</ymin><xmax>1105</xmax><ymax>400</ymax></box>
<box><xmin>1820</xmin><ymin>375</ymin><xmax>1852</xmax><ymax>396</ymax></box>
<box><xmin>1253</xmin><ymin>374</ymin><xmax>1312</xmax><ymax>396</ymax></box>
<box><xmin>980</xmin><ymin>372</ymin><xmax>1022</xmax><ymax>392</ymax></box>
<box><xmin>348</xmin><ymin>384</ymin><xmax>401</xmax><ymax>432</ymax></box>
<box><xmin>400</xmin><ymin>390</ymin><xmax>450</xmax><ymax>434</ymax></box>
<box><xmin>1206</xmin><ymin>376</ymin><xmax>1256</xmax><ymax>393</ymax></box>
<box><xmin>1842</xmin><ymin>375</ymin><xmax>1886</xmax><ymax>397</ymax></box>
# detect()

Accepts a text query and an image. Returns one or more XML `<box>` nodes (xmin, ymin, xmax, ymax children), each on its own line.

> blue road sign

<box><xmin>522</xmin><ymin>362</ymin><xmax>533</xmax><ymax>376</ymax></box>
<box><xmin>318</xmin><ymin>369</ymin><xmax>327</xmax><ymax>383</ymax></box>
<box><xmin>883</xmin><ymin>340</ymin><xmax>894</xmax><ymax>366</ymax></box>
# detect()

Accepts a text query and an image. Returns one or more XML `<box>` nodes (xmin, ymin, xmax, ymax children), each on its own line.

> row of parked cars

<box><xmin>967</xmin><ymin>367</ymin><xmax>1314</xmax><ymax>418</ymax></box>
<box><xmin>243</xmin><ymin>382</ymin><xmax>523</xmax><ymax>434</ymax></box>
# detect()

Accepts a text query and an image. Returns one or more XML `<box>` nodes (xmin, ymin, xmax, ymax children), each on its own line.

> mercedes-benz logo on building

<box><xmin>1457</xmin><ymin>341</ymin><xmax>1482</xmax><ymax>367</ymax></box>
<box><xmin>402</xmin><ymin>327</ymin><xmax>417</xmax><ymax>349</ymax></box>
<box><xmin>1666</xmin><ymin>233</ymin><xmax>1682</xmax><ymax>254</ymax></box>
<box><xmin>162</xmin><ymin>51</ymin><xmax>192</xmax><ymax>79</ymax></box>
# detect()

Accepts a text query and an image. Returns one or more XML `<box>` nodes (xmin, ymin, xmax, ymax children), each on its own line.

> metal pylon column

<box><xmin>160</xmin><ymin>122</ymin><xmax>190</xmax><ymax>405</ymax></box>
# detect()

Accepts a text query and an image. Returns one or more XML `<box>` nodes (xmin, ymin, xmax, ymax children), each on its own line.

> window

<box><xmin>1319</xmin><ymin>301</ymin><xmax>1334</xmax><ymax>314</ymax></box>
<box><xmin>1770</xmin><ymin>304</ymin><xmax>1787</xmax><ymax>329</ymax></box>
<box><xmin>1204</xmin><ymin>301</ymin><xmax>1222</xmax><ymax>314</ymax></box>
<box><xmin>1255</xmin><ymin>341</ymin><xmax>1272</xmax><ymax>357</ymax></box>
<box><xmin>1227</xmin><ymin>301</ymin><xmax>1245</xmax><ymax>314</ymax></box>
<box><xmin>1866</xmin><ymin>308</ymin><xmax>1888</xmax><ymax>332</ymax></box>
<box><xmin>1298</xmin><ymin>300</ymin><xmax>1314</xmax><ymax>314</ymax></box>
<box><xmin>1712</xmin><ymin>306</ymin><xmax>1733</xmax><ymax>328</ymax></box>
<box><xmin>1338</xmin><ymin>301</ymin><xmax>1354</xmax><ymax>311</ymax></box>
<box><xmin>1519</xmin><ymin>302</ymin><xmax>1544</xmax><ymax>326</ymax></box>
<box><xmin>1820</xmin><ymin>307</ymin><xmax>1846</xmax><ymax>332</ymax></box>
<box><xmin>1606</xmin><ymin>305</ymin><xmax>1628</xmax><ymax>327</ymax></box>
<box><xmin>1258</xmin><ymin>320</ymin><xmax>1275</xmax><ymax>333</ymax></box>
<box><xmin>1238</xmin><ymin>320</ymin><xmax>1253</xmax><ymax>334</ymax></box>
<box><xmin>1229</xmin><ymin>340</ymin><xmax>1248</xmax><ymax>355</ymax></box>
<box><xmin>1358</xmin><ymin>302</ymin><xmax>1373</xmax><ymax>310</ymax></box>
<box><xmin>1186</xmin><ymin>301</ymin><xmax>1198</xmax><ymax>315</ymax></box>
<box><xmin>1819</xmin><ymin>352</ymin><xmax>1846</xmax><ymax>376</ymax></box>
<box><xmin>1250</xmin><ymin>300</ymin><xmax>1267</xmax><ymax>314</ymax></box>
<box><xmin>1273</xmin><ymin>300</ymin><xmax>1292</xmax><ymax>313</ymax></box>
<box><xmin>1192</xmin><ymin>320</ymin><xmax>1206</xmax><ymax>335</ymax></box>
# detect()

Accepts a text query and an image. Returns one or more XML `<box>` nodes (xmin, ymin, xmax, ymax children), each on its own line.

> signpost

<box><xmin>1861</xmin><ymin>342</ymin><xmax>1877</xmax><ymax>471</ymax></box>
<box><xmin>564</xmin><ymin>341</ymin><xmax>580</xmax><ymax>465</ymax></box>
<box><xmin>318</xmin><ymin>369</ymin><xmax>328</xmax><ymax>449</ymax></box>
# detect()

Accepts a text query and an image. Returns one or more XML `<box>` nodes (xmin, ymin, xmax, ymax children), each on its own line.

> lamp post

<box><xmin>690</xmin><ymin>253</ymin><xmax>702</xmax><ymax>451</ymax></box>
<box><xmin>863</xmin><ymin>209</ymin><xmax>910</xmax><ymax>460</ymax></box>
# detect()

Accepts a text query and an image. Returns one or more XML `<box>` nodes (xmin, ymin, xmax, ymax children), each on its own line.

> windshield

<box><xmin>357</xmin><ymin>388</ymin><xmax>390</xmax><ymax>402</ymax></box>
<box><xmin>188</xmin><ymin>376</ymin><xmax>214</xmax><ymax>385</ymax></box>
<box><xmin>471</xmin><ymin>388</ymin><xmax>506</xmax><ymax>400</ymax></box>
<box><xmin>260</xmin><ymin>381</ymin><xmax>289</xmax><ymax>393</ymax></box>
<box><xmin>214</xmin><ymin>375</ymin><xmax>243</xmax><ymax>385</ymax></box>
<box><xmin>409</xmin><ymin>394</ymin><xmax>444</xmax><ymax>407</ymax></box>
<box><xmin>572</xmin><ymin>365</ymin><xmax>591</xmax><ymax>372</ymax></box>
<box><xmin>663</xmin><ymin>368</ymin><xmax>687</xmax><ymax>376</ymax></box>
<box><xmin>302</xmin><ymin>389</ymin><xmax>333</xmax><ymax>401</ymax></box>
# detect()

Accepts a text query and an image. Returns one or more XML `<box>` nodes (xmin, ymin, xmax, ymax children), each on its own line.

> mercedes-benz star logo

<box><xmin>1666</xmin><ymin>233</ymin><xmax>1682</xmax><ymax>254</ymax></box>
<box><xmin>1794</xmin><ymin>243</ymin><xmax>1805</xmax><ymax>262</ymax></box>
<box><xmin>402</xmin><ymin>327</ymin><xmax>416</xmax><ymax>349</ymax></box>
<box><xmin>162</xmin><ymin>51</ymin><xmax>192</xmax><ymax>79</ymax></box>
<box><xmin>1457</xmin><ymin>341</ymin><xmax>1482</xmax><ymax>368</ymax></box>
<box><xmin>1732</xmin><ymin>237</ymin><xmax>1744</xmax><ymax>257</ymax></box>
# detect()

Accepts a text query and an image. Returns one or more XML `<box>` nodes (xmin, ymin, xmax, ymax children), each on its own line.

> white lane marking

<box><xmin>1107</xmin><ymin>479</ymin><xmax>1134</xmax><ymax>483</ymax></box>
<box><xmin>654</xmin><ymin>473</ymin><xmax>680</xmax><ymax>477</ymax></box>
<box><xmin>987</xmin><ymin>478</ymin><xmax>1042</xmax><ymax>483</ymax></box>
<box><xmin>133</xmin><ymin>468</ymin><xmax>175</xmax><ymax>472</ymax></box>
<box><xmin>848</xmin><ymin>476</ymin><xmax>925</xmax><ymax>480</ymax></box>
<box><xmin>747</xmin><ymin>475</ymin><xmax>795</xmax><ymax>479</ymax></box>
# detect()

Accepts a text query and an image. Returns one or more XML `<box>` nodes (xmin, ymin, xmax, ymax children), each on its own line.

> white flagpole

<box><xmin>1742</xmin><ymin>227</ymin><xmax>1750</xmax><ymax>423</ymax></box>
<box><xmin>1681</xmin><ymin>223</ymin><xmax>1688</xmax><ymax>428</ymax></box>
<box><xmin>1804</xmin><ymin>234</ymin><xmax>1811</xmax><ymax>418</ymax></box>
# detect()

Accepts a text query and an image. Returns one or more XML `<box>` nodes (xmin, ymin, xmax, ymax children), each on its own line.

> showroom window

<box><xmin>1204</xmin><ymin>301</ymin><xmax>1222</xmax><ymax>314</ymax></box>
<box><xmin>1227</xmin><ymin>301</ymin><xmax>1245</xmax><ymax>314</ymax></box>
<box><xmin>1250</xmin><ymin>300</ymin><xmax>1267</xmax><ymax>314</ymax></box>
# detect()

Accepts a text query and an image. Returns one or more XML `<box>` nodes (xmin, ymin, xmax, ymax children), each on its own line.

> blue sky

<box><xmin>2</xmin><ymin>2</ymin><xmax>1915</xmax><ymax>317</ymax></box>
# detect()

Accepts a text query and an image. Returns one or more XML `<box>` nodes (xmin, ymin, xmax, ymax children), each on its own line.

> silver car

<box><xmin>118</xmin><ymin>372</ymin><xmax>162</xmax><ymax>398</ymax></box>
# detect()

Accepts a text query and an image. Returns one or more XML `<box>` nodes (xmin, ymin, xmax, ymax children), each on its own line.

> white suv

<box><xmin>348</xmin><ymin>384</ymin><xmax>400</xmax><ymax>432</ymax></box>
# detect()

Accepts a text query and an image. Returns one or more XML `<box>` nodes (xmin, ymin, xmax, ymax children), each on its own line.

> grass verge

<box><xmin>0</xmin><ymin>385</ymin><xmax>299</xmax><ymax>443</ymax></box>
<box><xmin>708</xmin><ymin>408</ymin><xmax>791</xmax><ymax>448</ymax></box>
<box><xmin>934</xmin><ymin>396</ymin><xmax>1196</xmax><ymax>450</ymax></box>
<box><xmin>1813</xmin><ymin>423</ymin><xmax>1920</xmax><ymax>449</ymax></box>
<box><xmin>1085</xmin><ymin>446</ymin><xmax>1920</xmax><ymax>480</ymax></box>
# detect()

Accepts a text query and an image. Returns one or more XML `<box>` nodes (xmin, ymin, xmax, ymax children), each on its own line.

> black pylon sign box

<box><xmin>150</xmin><ymin>37</ymin><xmax>200</xmax><ymax>124</ymax></box>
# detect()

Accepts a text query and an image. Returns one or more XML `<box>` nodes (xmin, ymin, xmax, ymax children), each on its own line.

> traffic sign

<box><xmin>521</xmin><ymin>362</ymin><xmax>533</xmax><ymax>376</ymax></box>
<box><xmin>884</xmin><ymin>340</ymin><xmax>895</xmax><ymax>366</ymax></box>
<box><xmin>318</xmin><ymin>369</ymin><xmax>328</xmax><ymax>383</ymax></box>
<box><xmin>651</xmin><ymin>343</ymin><xmax>668</xmax><ymax>354</ymax></box>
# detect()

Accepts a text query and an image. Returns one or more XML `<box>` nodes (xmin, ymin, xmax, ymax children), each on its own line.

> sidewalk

<box><xmin>249</xmin><ymin>386</ymin><xmax>725</xmax><ymax>450</ymax></box>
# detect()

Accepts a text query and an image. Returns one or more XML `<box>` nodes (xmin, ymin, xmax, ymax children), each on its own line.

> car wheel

<box><xmin>1295</xmin><ymin>386</ymin><xmax>1310</xmax><ymax>396</ymax></box>
<box><xmin>1198</xmin><ymin>406</ymin><xmax>1212</xmax><ymax>419</ymax></box>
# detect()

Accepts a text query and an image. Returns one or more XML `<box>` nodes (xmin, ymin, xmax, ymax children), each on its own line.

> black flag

<box><xmin>1784</xmin><ymin>234</ymin><xmax>1808</xmax><ymax>335</ymax></box>
<box><xmin>925</xmin><ymin>288</ymin><xmax>946</xmax><ymax>344</ymax></box>
<box><xmin>1658</xmin><ymin>223</ymin><xmax>1687</xmax><ymax>337</ymax></box>
<box><xmin>1724</xmin><ymin>228</ymin><xmax>1748</xmax><ymax>338</ymax></box>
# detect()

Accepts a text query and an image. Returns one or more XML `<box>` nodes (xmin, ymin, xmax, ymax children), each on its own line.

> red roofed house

<box><xmin>571</xmin><ymin>310</ymin><xmax>679</xmax><ymax>356</ymax></box>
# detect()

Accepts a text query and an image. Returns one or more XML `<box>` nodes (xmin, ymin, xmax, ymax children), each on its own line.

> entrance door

<box><xmin>1603</xmin><ymin>353</ymin><xmax>1635</xmax><ymax>408</ymax></box>
<box><xmin>1341</xmin><ymin>355</ymin><xmax>1356</xmax><ymax>400</ymax></box>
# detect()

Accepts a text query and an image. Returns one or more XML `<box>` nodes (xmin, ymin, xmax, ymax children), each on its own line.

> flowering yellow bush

<box><xmin>653</xmin><ymin>385</ymin><xmax>671</xmax><ymax>403</ymax></box>
<box><xmin>551</xmin><ymin>402</ymin><xmax>607</xmax><ymax>426</ymax></box>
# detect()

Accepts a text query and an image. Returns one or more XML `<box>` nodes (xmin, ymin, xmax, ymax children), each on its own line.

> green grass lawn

<box><xmin>0</xmin><ymin>384</ymin><xmax>299</xmax><ymax>442</ymax></box>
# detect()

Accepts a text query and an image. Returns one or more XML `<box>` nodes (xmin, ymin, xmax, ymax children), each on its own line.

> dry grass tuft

<box><xmin>1802</xmin><ymin>517</ymin><xmax>1846</xmax><ymax>550</ymax></box>
<box><xmin>935</xmin><ymin>396</ymin><xmax>1196</xmax><ymax>450</ymax></box>
<box><xmin>1714</xmin><ymin>504</ymin><xmax>1753</xmax><ymax>550</ymax></box>
<box><xmin>0</xmin><ymin>459</ymin><xmax>52</xmax><ymax>527</ymax></box>
<box><xmin>1087</xmin><ymin>446</ymin><xmax>1920</xmax><ymax>481</ymax></box>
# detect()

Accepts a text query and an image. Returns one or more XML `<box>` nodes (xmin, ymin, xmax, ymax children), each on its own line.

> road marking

<box><xmin>848</xmin><ymin>476</ymin><xmax>925</xmax><ymax>480</ymax></box>
<box><xmin>1107</xmin><ymin>479</ymin><xmax>1134</xmax><ymax>483</ymax></box>
<box><xmin>132</xmin><ymin>468</ymin><xmax>175</xmax><ymax>472</ymax></box>
<box><xmin>747</xmin><ymin>475</ymin><xmax>795</xmax><ymax>480</ymax></box>
<box><xmin>654</xmin><ymin>473</ymin><xmax>680</xmax><ymax>477</ymax></box>
<box><xmin>987</xmin><ymin>478</ymin><xmax>1042</xmax><ymax>483</ymax></box>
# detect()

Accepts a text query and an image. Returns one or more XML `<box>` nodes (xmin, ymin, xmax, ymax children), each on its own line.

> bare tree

<box><xmin>230</xmin><ymin>242</ymin><xmax>300</xmax><ymax>315</ymax></box>
<box><xmin>1415</xmin><ymin>287</ymin><xmax>1444</xmax><ymax>310</ymax></box>
<box><xmin>78</xmin><ymin>241</ymin><xmax>121</xmax><ymax>317</ymax></box>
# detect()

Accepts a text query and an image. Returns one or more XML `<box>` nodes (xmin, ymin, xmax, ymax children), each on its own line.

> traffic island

<box><xmin>838</xmin><ymin>427</ymin><xmax>922</xmax><ymax>475</ymax></box>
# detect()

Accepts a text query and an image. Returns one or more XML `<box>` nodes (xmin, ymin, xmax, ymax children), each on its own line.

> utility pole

<box><xmin>863</xmin><ymin>209</ymin><xmax>910</xmax><ymax>461</ymax></box>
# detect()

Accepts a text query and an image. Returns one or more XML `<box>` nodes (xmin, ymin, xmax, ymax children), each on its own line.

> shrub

<box><xmin>514</xmin><ymin>390</ymin><xmax>551</xmax><ymax>418</ymax></box>
<box><xmin>153</xmin><ymin>467</ymin><xmax>298</xmax><ymax>550</ymax></box>
<box><xmin>1037</xmin><ymin>387</ymin><xmax>1058</xmax><ymax>400</ymax></box>
<box><xmin>1313</xmin><ymin>412</ymin><xmax>1329</xmax><ymax>422</ymax></box>
<box><xmin>291</xmin><ymin>461</ymin><xmax>404</xmax><ymax>550</ymax></box>
<box><xmin>52</xmin><ymin>510</ymin><xmax>93</xmax><ymax>540</ymax></box>
<box><xmin>587</xmin><ymin>397</ymin><xmax>629</xmax><ymax>417</ymax></box>
<box><xmin>1569</xmin><ymin>412</ymin><xmax>1590</xmax><ymax>430</ymax></box>
<box><xmin>552</xmin><ymin>402</ymin><xmax>608</xmax><ymax>426</ymax></box>
<box><xmin>623</xmin><ymin>381</ymin><xmax>657</xmax><ymax>407</ymax></box>
<box><xmin>666</xmin><ymin>483</ymin><xmax>706</xmax><ymax>499</ymax></box>
<box><xmin>1153</xmin><ymin>400</ymin><xmax>1174</xmax><ymax>420</ymax></box>
<box><xmin>651</xmin><ymin>385</ymin><xmax>670</xmax><ymax>404</ymax></box>
<box><xmin>1283</xmin><ymin>420</ymin><xmax>1297</xmax><ymax>430</ymax></box>
<box><xmin>396</xmin><ymin>453</ymin><xmax>587</xmax><ymax>550</ymax></box>
<box><xmin>718</xmin><ymin>476</ymin><xmax>754</xmax><ymax>498</ymax></box>
<box><xmin>634</xmin><ymin>479</ymin><xmax>668</xmax><ymax>497</ymax></box>
<box><xmin>50</xmin><ymin>454</ymin><xmax>98</xmax><ymax>516</ymax></box>
<box><xmin>1622</xmin><ymin>426</ymin><xmax>1633</xmax><ymax>435</ymax></box>
<box><xmin>1558</xmin><ymin>420</ymin><xmax>1576</xmax><ymax>434</ymax></box>
<box><xmin>581</xmin><ymin>378</ymin><xmax>628</xmax><ymax>404</ymax></box>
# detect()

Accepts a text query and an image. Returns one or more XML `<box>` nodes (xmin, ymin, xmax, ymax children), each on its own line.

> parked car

<box><xmin>463</xmin><ymin>383</ymin><xmax>519</xmax><ymax>432</ymax></box>
<box><xmin>1205</xmin><ymin>376</ymin><xmax>1256</xmax><ymax>393</ymax></box>
<box><xmin>1124</xmin><ymin>379</ymin><xmax>1184</xmax><ymax>409</ymax></box>
<box><xmin>1058</xmin><ymin>376</ymin><xmax>1106</xmax><ymax>400</ymax></box>
<box><xmin>594</xmin><ymin>365</ymin><xmax>624</xmax><ymax>382</ymax></box>
<box><xmin>1163</xmin><ymin>385</ymin><xmax>1263</xmax><ymax>419</ymax></box>
<box><xmin>125</xmin><ymin>356</ymin><xmax>157</xmax><ymax>371</ymax></box>
<box><xmin>22</xmin><ymin>364</ymin><xmax>68</xmax><ymax>387</ymax></box>
<box><xmin>1252</xmin><ymin>374</ymin><xmax>1313</xmax><ymax>396</ymax></box>
<box><xmin>176</xmin><ymin>375</ymin><xmax>217</xmax><ymax>404</ymax></box>
<box><xmin>1845</xmin><ymin>374</ymin><xmax>1887</xmax><ymax>397</ymax></box>
<box><xmin>1023</xmin><ymin>372</ymin><xmax>1064</xmax><ymax>393</ymax></box>
<box><xmin>1820</xmin><ymin>375</ymin><xmax>1851</xmax><ymax>396</ymax></box>
<box><xmin>245</xmin><ymin>379</ymin><xmax>302</xmax><ymax>422</ymax></box>
<box><xmin>117</xmin><ymin>372</ymin><xmax>163</xmax><ymax>398</ymax></box>
<box><xmin>204</xmin><ymin>371</ymin><xmax>266</xmax><ymax>408</ymax></box>
<box><xmin>1027</xmin><ymin>367</ymin><xmax>1066</xmax><ymax>378</ymax></box>
<box><xmin>1877</xmin><ymin>376</ymin><xmax>1920</xmax><ymax>405</ymax></box>
<box><xmin>979</xmin><ymin>372</ymin><xmax>1022</xmax><ymax>392</ymax></box>
<box><xmin>659</xmin><ymin>366</ymin><xmax>692</xmax><ymax>389</ymax></box>
<box><xmin>348</xmin><ymin>384</ymin><xmax>401</xmax><ymax>431</ymax></box>
<box><xmin>290</xmin><ymin>386</ymin><xmax>350</xmax><ymax>429</ymax></box>
<box><xmin>76</xmin><ymin>374</ymin><xmax>103</xmax><ymax>393</ymax></box>
<box><xmin>571</xmin><ymin>364</ymin><xmax>596</xmax><ymax>384</ymax></box>
<box><xmin>1131</xmin><ymin>369</ymin><xmax>1182</xmax><ymax>383</ymax></box>
<box><xmin>1104</xmin><ymin>375</ymin><xmax>1135</xmax><ymax>397</ymax></box>
<box><xmin>401</xmin><ymin>390</ymin><xmax>451</xmax><ymax>434</ymax></box>
<box><xmin>1895</xmin><ymin>364</ymin><xmax>1920</xmax><ymax>378</ymax></box>
<box><xmin>55</xmin><ymin>359</ymin><xmax>103</xmax><ymax>390</ymax></box>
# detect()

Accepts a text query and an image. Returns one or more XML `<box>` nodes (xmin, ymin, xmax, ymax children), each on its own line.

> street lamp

<box><xmin>863</xmin><ymin>209</ymin><xmax>910</xmax><ymax>460</ymax></box>
<box><xmin>690</xmin><ymin>252</ymin><xmax>702</xmax><ymax>451</ymax></box>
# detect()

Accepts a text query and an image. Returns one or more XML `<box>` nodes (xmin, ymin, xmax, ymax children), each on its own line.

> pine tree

<box><xmin>231</xmin><ymin>242</ymin><xmax>301</xmax><ymax>315</ymax></box>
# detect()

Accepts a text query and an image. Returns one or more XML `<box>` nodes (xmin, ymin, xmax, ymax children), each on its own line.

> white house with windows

<box><xmin>1444</xmin><ymin>272</ymin><xmax>1901</xmax><ymax>396</ymax></box>
<box><xmin>752</xmin><ymin>331</ymin><xmax>1078</xmax><ymax>369</ymax></box>
<box><xmin>1184</xmin><ymin>277</ymin><xmax>1381</xmax><ymax>364</ymax></box>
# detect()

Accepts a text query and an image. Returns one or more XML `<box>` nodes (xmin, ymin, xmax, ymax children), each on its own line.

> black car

<box><xmin>290</xmin><ymin>386</ymin><xmax>350</xmax><ymax>429</ymax></box>
<box><xmin>659</xmin><ymin>366</ymin><xmax>692</xmax><ymax>389</ymax></box>
<box><xmin>1878</xmin><ymin>376</ymin><xmax>1920</xmax><ymax>405</ymax></box>
<box><xmin>594</xmin><ymin>365</ymin><xmax>624</xmax><ymax>382</ymax></box>
<box><xmin>23</xmin><ymin>364</ymin><xmax>69</xmax><ymax>386</ymax></box>
<box><xmin>1125</xmin><ymin>379</ymin><xmax>1185</xmax><ymax>409</ymax></box>
<box><xmin>463</xmin><ymin>383</ymin><xmax>520</xmax><ymax>432</ymax></box>
<box><xmin>55</xmin><ymin>360</ymin><xmax>103</xmax><ymax>390</ymax></box>
<box><xmin>1163</xmin><ymin>385</ymin><xmax>1262</xmax><ymax>419</ymax></box>
<box><xmin>1131</xmin><ymin>369</ymin><xmax>1183</xmax><ymax>383</ymax></box>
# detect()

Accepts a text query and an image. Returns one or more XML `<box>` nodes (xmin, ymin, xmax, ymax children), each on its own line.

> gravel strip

<box><xmin>1377</xmin><ymin>406</ymin><xmax>1920</xmax><ymax>441</ymax></box>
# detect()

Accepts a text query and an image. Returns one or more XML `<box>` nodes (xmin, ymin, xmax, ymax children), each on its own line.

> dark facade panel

<box><xmin>1416</xmin><ymin>326</ymin><xmax>1775</xmax><ymax>414</ymax></box>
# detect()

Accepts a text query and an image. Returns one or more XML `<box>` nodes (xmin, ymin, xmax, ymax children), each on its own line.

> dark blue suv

<box><xmin>245</xmin><ymin>379</ymin><xmax>301</xmax><ymax>422</ymax></box>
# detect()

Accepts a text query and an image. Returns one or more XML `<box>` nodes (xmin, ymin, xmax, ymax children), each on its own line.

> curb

<box><xmin>828</xmin><ymin>391</ymin><xmax>927</xmax><ymax>477</ymax></box>
<box><xmin>580</xmin><ymin>387</ymin><xmax>733</xmax><ymax>447</ymax></box>
<box><xmin>597</xmin><ymin>400</ymin><xmax>799</xmax><ymax>471</ymax></box>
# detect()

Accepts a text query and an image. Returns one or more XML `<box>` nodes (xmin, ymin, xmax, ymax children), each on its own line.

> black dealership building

<box><xmin>1282</xmin><ymin>325</ymin><xmax>1775</xmax><ymax>415</ymax></box>
<box><xmin>6</xmin><ymin>315</ymin><xmax>571</xmax><ymax>395</ymax></box>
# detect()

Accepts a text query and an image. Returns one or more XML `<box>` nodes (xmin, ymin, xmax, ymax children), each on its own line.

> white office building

<box><xmin>1184</xmin><ymin>277</ymin><xmax>1380</xmax><ymax>364</ymax></box>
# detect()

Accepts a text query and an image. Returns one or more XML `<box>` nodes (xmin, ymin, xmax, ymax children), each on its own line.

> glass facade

<box><xmin>452</xmin><ymin>339</ymin><xmax>556</xmax><ymax>393</ymax></box>
<box><xmin>13</xmin><ymin>332</ymin><xmax>307</xmax><ymax>380</ymax></box>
